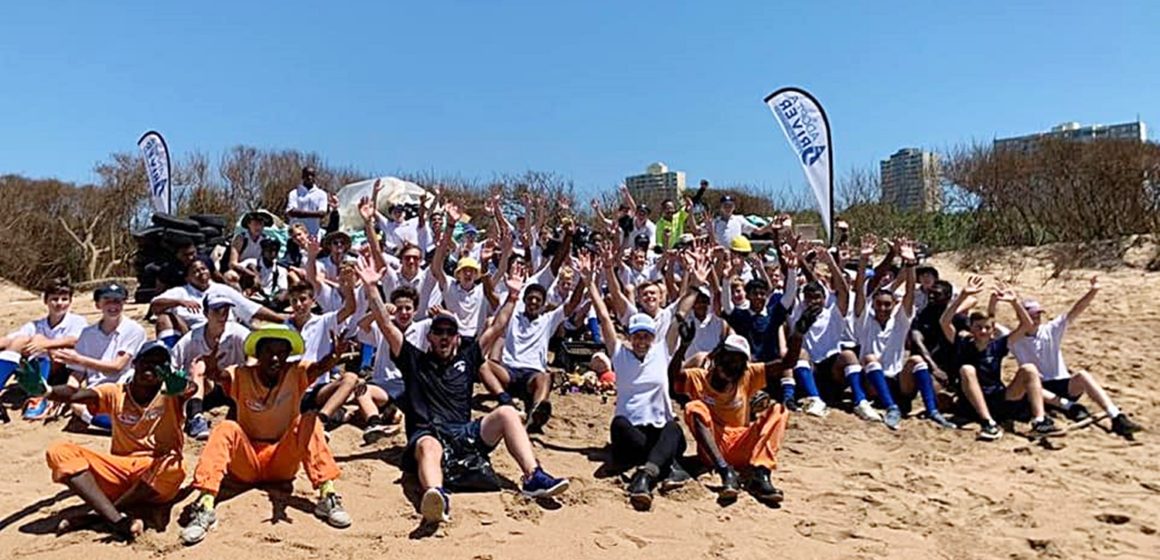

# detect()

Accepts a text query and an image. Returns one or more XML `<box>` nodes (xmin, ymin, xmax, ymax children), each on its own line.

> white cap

<box><xmin>721</xmin><ymin>334</ymin><xmax>751</xmax><ymax>360</ymax></box>
<box><xmin>627</xmin><ymin>313</ymin><xmax>657</xmax><ymax>336</ymax></box>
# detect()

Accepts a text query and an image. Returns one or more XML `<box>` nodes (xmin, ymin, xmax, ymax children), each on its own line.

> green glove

<box><xmin>16</xmin><ymin>360</ymin><xmax>48</xmax><ymax>397</ymax></box>
<box><xmin>156</xmin><ymin>364</ymin><xmax>189</xmax><ymax>396</ymax></box>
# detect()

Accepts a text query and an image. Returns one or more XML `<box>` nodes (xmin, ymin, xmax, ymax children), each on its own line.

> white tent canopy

<box><xmin>335</xmin><ymin>176</ymin><xmax>429</xmax><ymax>232</ymax></box>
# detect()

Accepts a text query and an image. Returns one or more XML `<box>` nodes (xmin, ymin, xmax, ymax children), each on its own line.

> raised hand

<box><xmin>372</xmin><ymin>178</ymin><xmax>383</xmax><ymax>199</ymax></box>
<box><xmin>305</xmin><ymin>235</ymin><xmax>322</xmax><ymax>257</ymax></box>
<box><xmin>328</xmin><ymin>192</ymin><xmax>339</xmax><ymax>210</ymax></box>
<box><xmin>898</xmin><ymin>238</ymin><xmax>916</xmax><ymax>262</ymax></box>
<box><xmin>780</xmin><ymin>243</ymin><xmax>799</xmax><ymax>268</ymax></box>
<box><xmin>1089</xmin><ymin>275</ymin><xmax>1101</xmax><ymax>291</ymax></box>
<box><xmin>445</xmin><ymin>201</ymin><xmax>463</xmax><ymax>223</ymax></box>
<box><xmin>358</xmin><ymin>196</ymin><xmax>375</xmax><ymax>223</ymax></box>
<box><xmin>692</xmin><ymin>258</ymin><xmax>713</xmax><ymax>286</ymax></box>
<box><xmin>859</xmin><ymin>233</ymin><xmax>878</xmax><ymax>258</ymax></box>
<box><xmin>963</xmin><ymin>274</ymin><xmax>986</xmax><ymax>296</ymax></box>
<box><xmin>354</xmin><ymin>256</ymin><xmax>384</xmax><ymax>286</ymax></box>
<box><xmin>995</xmin><ymin>287</ymin><xmax>1017</xmax><ymax>303</ymax></box>
<box><xmin>576</xmin><ymin>250</ymin><xmax>595</xmax><ymax>278</ymax></box>
<box><xmin>590</xmin><ymin>198</ymin><xmax>601</xmax><ymax>211</ymax></box>
<box><xmin>505</xmin><ymin>265</ymin><xmax>527</xmax><ymax>294</ymax></box>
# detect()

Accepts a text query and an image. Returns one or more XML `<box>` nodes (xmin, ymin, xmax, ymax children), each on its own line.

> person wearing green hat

<box><xmin>181</xmin><ymin>324</ymin><xmax>354</xmax><ymax>546</ymax></box>
<box><xmin>37</xmin><ymin>341</ymin><xmax>193</xmax><ymax>541</ymax></box>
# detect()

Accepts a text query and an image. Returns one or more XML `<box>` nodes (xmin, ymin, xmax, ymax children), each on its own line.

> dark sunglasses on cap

<box><xmin>431</xmin><ymin>326</ymin><xmax>458</xmax><ymax>336</ymax></box>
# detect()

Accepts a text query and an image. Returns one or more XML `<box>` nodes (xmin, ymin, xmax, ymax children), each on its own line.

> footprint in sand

<box><xmin>1095</xmin><ymin>513</ymin><xmax>1131</xmax><ymax>525</ymax></box>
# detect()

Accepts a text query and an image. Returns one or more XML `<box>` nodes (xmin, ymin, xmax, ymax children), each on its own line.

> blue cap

<box><xmin>94</xmin><ymin>283</ymin><xmax>128</xmax><ymax>302</ymax></box>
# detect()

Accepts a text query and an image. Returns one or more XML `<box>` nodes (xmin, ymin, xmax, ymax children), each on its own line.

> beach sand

<box><xmin>0</xmin><ymin>249</ymin><xmax>1156</xmax><ymax>560</ymax></box>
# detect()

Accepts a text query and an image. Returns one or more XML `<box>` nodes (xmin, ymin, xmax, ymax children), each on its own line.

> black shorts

<box><xmin>300</xmin><ymin>382</ymin><xmax>326</xmax><ymax>413</ymax></box>
<box><xmin>505</xmin><ymin>365</ymin><xmax>545</xmax><ymax>401</ymax></box>
<box><xmin>1042</xmin><ymin>378</ymin><xmax>1079</xmax><ymax>400</ymax></box>
<box><xmin>885</xmin><ymin>375</ymin><xmax>914</xmax><ymax>416</ymax></box>
<box><xmin>812</xmin><ymin>353</ymin><xmax>844</xmax><ymax>404</ymax></box>
<box><xmin>402</xmin><ymin>419</ymin><xmax>496</xmax><ymax>474</ymax></box>
<box><xmin>957</xmin><ymin>388</ymin><xmax>1031</xmax><ymax>422</ymax></box>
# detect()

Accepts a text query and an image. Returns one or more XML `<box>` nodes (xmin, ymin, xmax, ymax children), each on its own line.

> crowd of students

<box><xmin>0</xmin><ymin>166</ymin><xmax>1143</xmax><ymax>543</ymax></box>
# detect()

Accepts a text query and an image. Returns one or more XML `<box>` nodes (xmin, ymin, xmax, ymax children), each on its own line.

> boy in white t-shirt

<box><xmin>284</xmin><ymin>281</ymin><xmax>359</xmax><ymax>434</ymax></box>
<box><xmin>49</xmin><ymin>283</ymin><xmax>147</xmax><ymax>432</ymax></box>
<box><xmin>0</xmin><ymin>278</ymin><xmax>88</xmax><ymax>421</ymax></box>
<box><xmin>172</xmin><ymin>293</ymin><xmax>252</xmax><ymax>440</ymax></box>
<box><xmin>431</xmin><ymin>202</ymin><xmax>504</xmax><ymax>344</ymax></box>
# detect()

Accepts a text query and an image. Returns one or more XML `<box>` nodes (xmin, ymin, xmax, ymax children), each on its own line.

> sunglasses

<box><xmin>431</xmin><ymin>327</ymin><xmax>458</xmax><ymax>337</ymax></box>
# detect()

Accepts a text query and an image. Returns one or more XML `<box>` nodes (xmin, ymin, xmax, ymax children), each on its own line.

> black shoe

<box><xmin>717</xmin><ymin>467</ymin><xmax>740</xmax><ymax>501</ymax></box>
<box><xmin>659</xmin><ymin>461</ymin><xmax>692</xmax><ymax>491</ymax></box>
<box><xmin>1065</xmin><ymin>403</ymin><xmax>1092</xmax><ymax>423</ymax></box>
<box><xmin>782</xmin><ymin>398</ymin><xmax>801</xmax><ymax>413</ymax></box>
<box><xmin>977</xmin><ymin>420</ymin><xmax>1003</xmax><ymax>441</ymax></box>
<box><xmin>1111</xmin><ymin>413</ymin><xmax>1142</xmax><ymax>439</ymax></box>
<box><xmin>627</xmin><ymin>469</ymin><xmax>654</xmax><ymax>511</ymax></box>
<box><xmin>526</xmin><ymin>400</ymin><xmax>552</xmax><ymax>434</ymax></box>
<box><xmin>748</xmin><ymin>467</ymin><xmax>784</xmax><ymax>504</ymax></box>
<box><xmin>0</xmin><ymin>405</ymin><xmax>10</xmax><ymax>424</ymax></box>
<box><xmin>1031</xmin><ymin>416</ymin><xmax>1065</xmax><ymax>437</ymax></box>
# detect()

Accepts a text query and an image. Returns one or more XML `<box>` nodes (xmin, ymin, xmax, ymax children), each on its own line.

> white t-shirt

<box><xmin>234</xmin><ymin>232</ymin><xmax>265</xmax><ymax>263</ymax></box>
<box><xmin>443</xmin><ymin>281</ymin><xmax>486</xmax><ymax>337</ymax></box>
<box><xmin>611</xmin><ymin>342</ymin><xmax>674</xmax><ymax>428</ymax></box>
<box><xmin>621</xmin><ymin>301</ymin><xmax>678</xmax><ymax>343</ymax></box>
<box><xmin>11</xmin><ymin>313</ymin><xmax>87</xmax><ymax>341</ymax></box>
<box><xmin>619</xmin><ymin>263</ymin><xmax>660</xmax><ymax>291</ymax></box>
<box><xmin>501</xmin><ymin>307</ymin><xmax>567</xmax><ymax>371</ymax></box>
<box><xmin>791</xmin><ymin>292</ymin><xmax>848</xmax><ymax>363</ymax></box>
<box><xmin>683</xmin><ymin>312</ymin><xmax>726</xmax><ymax>361</ymax></box>
<box><xmin>854</xmin><ymin>306</ymin><xmax>914</xmax><ymax>377</ymax></box>
<box><xmin>156</xmin><ymin>282</ymin><xmax>262</xmax><ymax>330</ymax></box>
<box><xmin>626</xmin><ymin>220</ymin><xmax>657</xmax><ymax>248</ymax></box>
<box><xmin>239</xmin><ymin>258</ymin><xmax>288</xmax><ymax>295</ymax></box>
<box><xmin>1011</xmin><ymin>314</ymin><xmax>1070</xmax><ymax>381</ymax></box>
<box><xmin>376</xmin><ymin>215</ymin><xmax>421</xmax><ymax>250</ymax></box>
<box><xmin>359</xmin><ymin>319</ymin><xmax>429</xmax><ymax>392</ymax></box>
<box><xmin>288</xmin><ymin>311</ymin><xmax>341</xmax><ymax>363</ymax></box>
<box><xmin>171</xmin><ymin>322</ymin><xmax>251</xmax><ymax>372</ymax></box>
<box><xmin>386</xmin><ymin>267</ymin><xmax>440</xmax><ymax>315</ymax></box>
<box><xmin>287</xmin><ymin>185</ymin><xmax>329</xmax><ymax>238</ymax></box>
<box><xmin>712</xmin><ymin>215</ymin><xmax>756</xmax><ymax>246</ymax></box>
<box><xmin>70</xmin><ymin>318</ymin><xmax>147</xmax><ymax>386</ymax></box>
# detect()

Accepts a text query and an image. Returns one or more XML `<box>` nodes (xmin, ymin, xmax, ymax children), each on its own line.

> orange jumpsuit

<box><xmin>678</xmin><ymin>364</ymin><xmax>789</xmax><ymax>470</ymax></box>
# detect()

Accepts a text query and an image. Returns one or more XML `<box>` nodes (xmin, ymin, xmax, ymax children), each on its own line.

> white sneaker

<box><xmin>854</xmin><ymin>400</ymin><xmax>883</xmax><ymax>423</ymax></box>
<box><xmin>420</xmin><ymin>488</ymin><xmax>450</xmax><ymax>524</ymax></box>
<box><xmin>314</xmin><ymin>494</ymin><xmax>352</xmax><ymax>528</ymax></box>
<box><xmin>803</xmin><ymin>397</ymin><xmax>829</xmax><ymax>417</ymax></box>
<box><xmin>180</xmin><ymin>505</ymin><xmax>217</xmax><ymax>546</ymax></box>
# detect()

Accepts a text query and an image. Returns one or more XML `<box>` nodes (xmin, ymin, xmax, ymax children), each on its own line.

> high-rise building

<box><xmin>880</xmin><ymin>148</ymin><xmax>942</xmax><ymax>212</ymax></box>
<box><xmin>625</xmin><ymin>162</ymin><xmax>686</xmax><ymax>201</ymax></box>
<box><xmin>994</xmin><ymin>121</ymin><xmax>1148</xmax><ymax>152</ymax></box>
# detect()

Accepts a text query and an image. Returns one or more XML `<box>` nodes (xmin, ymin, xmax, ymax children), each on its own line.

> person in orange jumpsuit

<box><xmin>673</xmin><ymin>315</ymin><xmax>812</xmax><ymax>506</ymax></box>
<box><xmin>35</xmin><ymin>341</ymin><xmax>191</xmax><ymax>541</ymax></box>
<box><xmin>180</xmin><ymin>325</ymin><xmax>351</xmax><ymax>546</ymax></box>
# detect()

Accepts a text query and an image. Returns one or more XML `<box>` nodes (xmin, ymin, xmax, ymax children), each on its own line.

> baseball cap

<box><xmin>94</xmin><ymin>282</ymin><xmax>128</xmax><ymax>302</ymax></box>
<box><xmin>135</xmin><ymin>340</ymin><xmax>172</xmax><ymax>361</ymax></box>
<box><xmin>462</xmin><ymin>224</ymin><xmax>479</xmax><ymax>236</ymax></box>
<box><xmin>730</xmin><ymin>236</ymin><xmax>752</xmax><ymax>253</ymax></box>
<box><xmin>720</xmin><ymin>195</ymin><xmax>736</xmax><ymax>205</ymax></box>
<box><xmin>634</xmin><ymin>234</ymin><xmax>651</xmax><ymax>249</ymax></box>
<box><xmin>388</xmin><ymin>203</ymin><xmax>405</xmax><ymax>214</ymax></box>
<box><xmin>1022</xmin><ymin>299</ymin><xmax>1043</xmax><ymax>314</ymax></box>
<box><xmin>455</xmin><ymin>256</ymin><xmax>481</xmax><ymax>273</ymax></box>
<box><xmin>721</xmin><ymin>334</ymin><xmax>751</xmax><ymax>360</ymax></box>
<box><xmin>203</xmin><ymin>292</ymin><xmax>236</xmax><ymax>311</ymax></box>
<box><xmin>627</xmin><ymin>313</ymin><xmax>657</xmax><ymax>336</ymax></box>
<box><xmin>676</xmin><ymin>233</ymin><xmax>695</xmax><ymax>247</ymax></box>
<box><xmin>431</xmin><ymin>313</ymin><xmax>460</xmax><ymax>331</ymax></box>
<box><xmin>636</xmin><ymin>204</ymin><xmax>650</xmax><ymax>215</ymax></box>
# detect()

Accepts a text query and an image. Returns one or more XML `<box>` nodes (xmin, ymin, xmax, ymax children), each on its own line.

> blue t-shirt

<box><xmin>955</xmin><ymin>334</ymin><xmax>1009</xmax><ymax>394</ymax></box>
<box><xmin>725</xmin><ymin>294</ymin><xmax>791</xmax><ymax>362</ymax></box>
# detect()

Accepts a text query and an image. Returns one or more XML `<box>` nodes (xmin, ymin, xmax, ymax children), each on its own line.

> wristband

<box><xmin>497</xmin><ymin>392</ymin><xmax>514</xmax><ymax>407</ymax></box>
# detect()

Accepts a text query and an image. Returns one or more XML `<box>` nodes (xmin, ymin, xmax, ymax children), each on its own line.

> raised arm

<box><xmin>1066</xmin><ymin>275</ymin><xmax>1100</xmax><ymax>321</ymax></box>
<box><xmin>588</xmin><ymin>256</ymin><xmax>620</xmax><ymax>356</ymax></box>
<box><xmin>359</xmin><ymin>188</ymin><xmax>387</xmax><ymax>272</ymax></box>
<box><xmin>899</xmin><ymin>239</ymin><xmax>917</xmax><ymax>317</ymax></box>
<box><xmin>941</xmin><ymin>274</ymin><xmax>984</xmax><ymax>343</ymax></box>
<box><xmin>430</xmin><ymin>203</ymin><xmax>457</xmax><ymax>290</ymax></box>
<box><xmin>1000</xmin><ymin>287</ymin><xmax>1036</xmax><ymax>343</ymax></box>
<box><xmin>563</xmin><ymin>252</ymin><xmax>593</xmax><ymax>317</ymax></box>
<box><xmin>818</xmin><ymin>241</ymin><xmax>850</xmax><ymax>316</ymax></box>
<box><xmin>306</xmin><ymin>332</ymin><xmax>352</xmax><ymax>382</ymax></box>
<box><xmin>478</xmin><ymin>268</ymin><xmax>524</xmax><ymax>351</ymax></box>
<box><xmin>355</xmin><ymin>258</ymin><xmax>406</xmax><ymax>358</ymax></box>
<box><xmin>853</xmin><ymin>234</ymin><xmax>875</xmax><ymax>318</ymax></box>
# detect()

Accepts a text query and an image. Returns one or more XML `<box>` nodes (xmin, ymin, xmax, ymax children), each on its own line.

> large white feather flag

<box><xmin>137</xmin><ymin>130</ymin><xmax>172</xmax><ymax>215</ymax></box>
<box><xmin>764</xmin><ymin>87</ymin><xmax>834</xmax><ymax>238</ymax></box>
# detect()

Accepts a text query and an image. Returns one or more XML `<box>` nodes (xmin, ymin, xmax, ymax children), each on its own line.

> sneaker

<box><xmin>22</xmin><ymin>397</ymin><xmax>50</xmax><ymax>420</ymax></box>
<box><xmin>883</xmin><ymin>406</ymin><xmax>902</xmax><ymax>430</ymax></box>
<box><xmin>180</xmin><ymin>504</ymin><xmax>217</xmax><ymax>546</ymax></box>
<box><xmin>420</xmin><ymin>487</ymin><xmax>450</xmax><ymax>524</ymax></box>
<box><xmin>185</xmin><ymin>414</ymin><xmax>211</xmax><ymax>441</ymax></box>
<box><xmin>977</xmin><ymin>421</ymin><xmax>1003</xmax><ymax>441</ymax></box>
<box><xmin>1111</xmin><ymin>413</ymin><xmax>1142</xmax><ymax>439</ymax></box>
<box><xmin>1064</xmin><ymin>403</ymin><xmax>1092</xmax><ymax>423</ymax></box>
<box><xmin>802</xmin><ymin>397</ymin><xmax>828</xmax><ymax>417</ymax></box>
<box><xmin>521</xmin><ymin>466</ymin><xmax>570</xmax><ymax>498</ymax></box>
<box><xmin>748</xmin><ymin>467</ymin><xmax>785</xmax><ymax>504</ymax></box>
<box><xmin>314</xmin><ymin>494</ymin><xmax>352</xmax><ymax>528</ymax></box>
<box><xmin>782</xmin><ymin>398</ymin><xmax>801</xmax><ymax>413</ymax></box>
<box><xmin>854</xmin><ymin>400</ymin><xmax>883</xmax><ymax>423</ymax></box>
<box><xmin>718</xmin><ymin>467</ymin><xmax>740</xmax><ymax>501</ymax></box>
<box><xmin>1031</xmin><ymin>417</ymin><xmax>1065</xmax><ymax>437</ymax></box>
<box><xmin>659</xmin><ymin>461</ymin><xmax>693</xmax><ymax>491</ymax></box>
<box><xmin>627</xmin><ymin>469</ymin><xmax>653</xmax><ymax>511</ymax></box>
<box><xmin>927</xmin><ymin>410</ymin><xmax>957</xmax><ymax>429</ymax></box>
<box><xmin>526</xmin><ymin>400</ymin><xmax>553</xmax><ymax>434</ymax></box>
<box><xmin>362</xmin><ymin>423</ymin><xmax>401</xmax><ymax>445</ymax></box>
<box><xmin>0</xmin><ymin>405</ymin><xmax>9</xmax><ymax>424</ymax></box>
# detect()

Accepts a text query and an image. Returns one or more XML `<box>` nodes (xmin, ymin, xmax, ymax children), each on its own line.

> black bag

<box><xmin>437</xmin><ymin>427</ymin><xmax>501</xmax><ymax>492</ymax></box>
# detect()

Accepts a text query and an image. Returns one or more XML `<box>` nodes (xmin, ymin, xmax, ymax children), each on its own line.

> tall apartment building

<box><xmin>880</xmin><ymin>148</ymin><xmax>942</xmax><ymax>212</ymax></box>
<box><xmin>994</xmin><ymin>121</ymin><xmax>1148</xmax><ymax>152</ymax></box>
<box><xmin>625</xmin><ymin>162</ymin><xmax>686</xmax><ymax>201</ymax></box>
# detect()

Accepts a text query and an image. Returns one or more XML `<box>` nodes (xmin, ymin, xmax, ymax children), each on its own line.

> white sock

<box><xmin>1059</xmin><ymin>398</ymin><xmax>1074</xmax><ymax>410</ymax></box>
<box><xmin>78</xmin><ymin>408</ymin><xmax>93</xmax><ymax>425</ymax></box>
<box><xmin>1106</xmin><ymin>405</ymin><xmax>1121</xmax><ymax>418</ymax></box>
<box><xmin>1033</xmin><ymin>415</ymin><xmax>1045</xmax><ymax>423</ymax></box>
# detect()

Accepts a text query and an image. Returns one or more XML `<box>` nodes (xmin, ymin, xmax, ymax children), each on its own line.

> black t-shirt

<box><xmin>954</xmin><ymin>334</ymin><xmax>1009</xmax><ymax>394</ymax></box>
<box><xmin>726</xmin><ymin>296</ymin><xmax>791</xmax><ymax>363</ymax></box>
<box><xmin>617</xmin><ymin>215</ymin><xmax>634</xmax><ymax>237</ymax></box>
<box><xmin>392</xmin><ymin>340</ymin><xmax>483</xmax><ymax>431</ymax></box>
<box><xmin>910</xmin><ymin>304</ymin><xmax>967</xmax><ymax>367</ymax></box>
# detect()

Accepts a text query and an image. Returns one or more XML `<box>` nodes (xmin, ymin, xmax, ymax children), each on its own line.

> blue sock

<box><xmin>0</xmin><ymin>354</ymin><xmax>18</xmax><ymax>388</ymax></box>
<box><xmin>865</xmin><ymin>364</ymin><xmax>897</xmax><ymax>409</ymax></box>
<box><xmin>780</xmin><ymin>378</ymin><xmax>796</xmax><ymax>403</ymax></box>
<box><xmin>794</xmin><ymin>361</ymin><xmax>820</xmax><ymax>398</ymax></box>
<box><xmin>588</xmin><ymin>317</ymin><xmax>603</xmax><ymax>345</ymax></box>
<box><xmin>913</xmin><ymin>364</ymin><xmax>940</xmax><ymax>414</ymax></box>
<box><xmin>34</xmin><ymin>356</ymin><xmax>51</xmax><ymax>381</ymax></box>
<box><xmin>359</xmin><ymin>344</ymin><xmax>375</xmax><ymax>370</ymax></box>
<box><xmin>91</xmin><ymin>413</ymin><xmax>113</xmax><ymax>430</ymax></box>
<box><xmin>159</xmin><ymin>330</ymin><xmax>180</xmax><ymax>349</ymax></box>
<box><xmin>844</xmin><ymin>365</ymin><xmax>868</xmax><ymax>405</ymax></box>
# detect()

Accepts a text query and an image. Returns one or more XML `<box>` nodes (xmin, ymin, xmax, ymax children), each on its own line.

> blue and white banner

<box><xmin>137</xmin><ymin>130</ymin><xmax>172</xmax><ymax>215</ymax></box>
<box><xmin>764</xmin><ymin>87</ymin><xmax>835</xmax><ymax>238</ymax></box>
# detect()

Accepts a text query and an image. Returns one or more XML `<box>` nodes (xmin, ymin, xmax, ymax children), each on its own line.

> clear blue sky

<box><xmin>1</xmin><ymin>1</ymin><xmax>1156</xmax><ymax>199</ymax></box>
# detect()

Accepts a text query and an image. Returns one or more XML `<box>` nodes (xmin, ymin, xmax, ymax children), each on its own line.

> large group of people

<box><xmin>0</xmin><ymin>166</ymin><xmax>1143</xmax><ymax>543</ymax></box>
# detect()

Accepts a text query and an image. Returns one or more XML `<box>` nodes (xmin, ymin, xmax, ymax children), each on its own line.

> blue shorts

<box><xmin>371</xmin><ymin>377</ymin><xmax>406</xmax><ymax>401</ymax></box>
<box><xmin>403</xmin><ymin>419</ymin><xmax>495</xmax><ymax>473</ymax></box>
